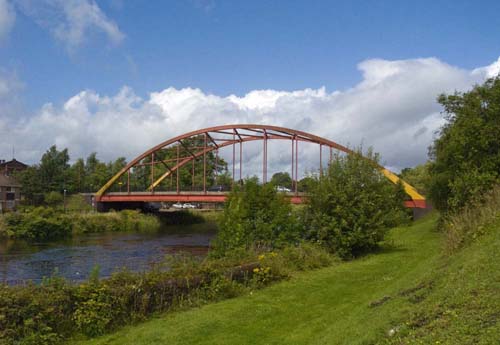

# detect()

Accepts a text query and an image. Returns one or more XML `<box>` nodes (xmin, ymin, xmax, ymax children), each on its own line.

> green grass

<box><xmin>80</xmin><ymin>213</ymin><xmax>481</xmax><ymax>345</ymax></box>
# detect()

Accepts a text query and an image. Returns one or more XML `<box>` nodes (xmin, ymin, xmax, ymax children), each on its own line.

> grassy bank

<box><xmin>79</xmin><ymin>213</ymin><xmax>474</xmax><ymax>345</ymax></box>
<box><xmin>0</xmin><ymin>208</ymin><xmax>161</xmax><ymax>240</ymax></box>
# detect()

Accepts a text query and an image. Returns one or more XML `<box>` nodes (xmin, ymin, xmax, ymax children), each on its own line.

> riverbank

<box><xmin>79</xmin><ymin>212</ymin><xmax>500</xmax><ymax>344</ymax></box>
<box><xmin>0</xmin><ymin>208</ymin><xmax>162</xmax><ymax>241</ymax></box>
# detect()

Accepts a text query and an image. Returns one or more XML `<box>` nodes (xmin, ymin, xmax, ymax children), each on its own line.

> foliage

<box><xmin>128</xmin><ymin>136</ymin><xmax>228</xmax><ymax>192</ymax></box>
<box><xmin>1</xmin><ymin>207</ymin><xmax>72</xmax><ymax>241</ymax></box>
<box><xmin>399</xmin><ymin>162</ymin><xmax>431</xmax><ymax>195</ymax></box>
<box><xmin>0</xmin><ymin>208</ymin><xmax>160</xmax><ymax>240</ymax></box>
<box><xmin>270</xmin><ymin>172</ymin><xmax>292</xmax><ymax>189</ymax></box>
<box><xmin>443</xmin><ymin>184</ymin><xmax>500</xmax><ymax>252</ymax></box>
<box><xmin>77</xmin><ymin>215</ymin><xmax>449</xmax><ymax>345</ymax></box>
<box><xmin>44</xmin><ymin>191</ymin><xmax>64</xmax><ymax>207</ymax></box>
<box><xmin>428</xmin><ymin>77</ymin><xmax>500</xmax><ymax>213</ymax></box>
<box><xmin>0</xmin><ymin>242</ymin><xmax>334</xmax><ymax>344</ymax></box>
<box><xmin>16</xmin><ymin>146</ymin><xmax>130</xmax><ymax>204</ymax></box>
<box><xmin>297</xmin><ymin>175</ymin><xmax>316</xmax><ymax>192</ymax></box>
<box><xmin>212</xmin><ymin>178</ymin><xmax>302</xmax><ymax>256</ymax></box>
<box><xmin>304</xmin><ymin>148</ymin><xmax>409</xmax><ymax>258</ymax></box>
<box><xmin>38</xmin><ymin>146</ymin><xmax>70</xmax><ymax>192</ymax></box>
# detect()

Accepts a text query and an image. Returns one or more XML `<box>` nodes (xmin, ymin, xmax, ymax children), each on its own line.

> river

<box><xmin>0</xmin><ymin>222</ymin><xmax>217</xmax><ymax>284</ymax></box>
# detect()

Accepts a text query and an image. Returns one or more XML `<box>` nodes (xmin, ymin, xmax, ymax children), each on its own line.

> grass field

<box><xmin>78</xmin><ymin>213</ymin><xmax>499</xmax><ymax>344</ymax></box>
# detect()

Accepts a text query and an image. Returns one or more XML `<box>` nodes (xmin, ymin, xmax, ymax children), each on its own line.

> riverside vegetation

<box><xmin>0</xmin><ymin>149</ymin><xmax>409</xmax><ymax>344</ymax></box>
<box><xmin>1</xmin><ymin>76</ymin><xmax>499</xmax><ymax>344</ymax></box>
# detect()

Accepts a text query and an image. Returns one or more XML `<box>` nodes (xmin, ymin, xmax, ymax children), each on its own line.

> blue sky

<box><xmin>3</xmin><ymin>0</ymin><xmax>500</xmax><ymax>109</ymax></box>
<box><xmin>0</xmin><ymin>0</ymin><xmax>499</xmax><ymax>172</ymax></box>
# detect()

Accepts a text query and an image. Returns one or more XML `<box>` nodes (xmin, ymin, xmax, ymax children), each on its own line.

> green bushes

<box><xmin>0</xmin><ymin>208</ymin><xmax>161</xmax><ymax>240</ymax></box>
<box><xmin>212</xmin><ymin>178</ymin><xmax>302</xmax><ymax>256</ymax></box>
<box><xmin>213</xmin><ymin>150</ymin><xmax>409</xmax><ymax>259</ymax></box>
<box><xmin>0</xmin><ymin>243</ymin><xmax>333</xmax><ymax>344</ymax></box>
<box><xmin>305</xmin><ymin>149</ymin><xmax>409</xmax><ymax>258</ymax></box>
<box><xmin>1</xmin><ymin>207</ymin><xmax>72</xmax><ymax>241</ymax></box>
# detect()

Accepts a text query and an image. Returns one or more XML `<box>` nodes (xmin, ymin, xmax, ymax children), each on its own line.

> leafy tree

<box><xmin>215</xmin><ymin>171</ymin><xmax>233</xmax><ymax>188</ymax></box>
<box><xmin>428</xmin><ymin>77</ymin><xmax>500</xmax><ymax>213</ymax></box>
<box><xmin>270</xmin><ymin>172</ymin><xmax>292</xmax><ymax>189</ymax></box>
<box><xmin>212</xmin><ymin>178</ymin><xmax>301</xmax><ymax>256</ymax></box>
<box><xmin>38</xmin><ymin>145</ymin><xmax>70</xmax><ymax>191</ymax></box>
<box><xmin>399</xmin><ymin>162</ymin><xmax>431</xmax><ymax>195</ymax></box>
<box><xmin>304</xmin><ymin>148</ymin><xmax>409</xmax><ymax>258</ymax></box>
<box><xmin>16</xmin><ymin>166</ymin><xmax>43</xmax><ymax>203</ymax></box>
<box><xmin>297</xmin><ymin>176</ymin><xmax>316</xmax><ymax>192</ymax></box>
<box><xmin>129</xmin><ymin>136</ymin><xmax>228</xmax><ymax>192</ymax></box>
<box><xmin>69</xmin><ymin>158</ymin><xmax>86</xmax><ymax>193</ymax></box>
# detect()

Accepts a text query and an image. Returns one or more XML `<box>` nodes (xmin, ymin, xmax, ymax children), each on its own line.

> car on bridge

<box><xmin>208</xmin><ymin>185</ymin><xmax>229</xmax><ymax>192</ymax></box>
<box><xmin>275</xmin><ymin>186</ymin><xmax>292</xmax><ymax>192</ymax></box>
<box><xmin>172</xmin><ymin>203</ymin><xmax>184</xmax><ymax>209</ymax></box>
<box><xmin>182</xmin><ymin>203</ymin><xmax>197</xmax><ymax>209</ymax></box>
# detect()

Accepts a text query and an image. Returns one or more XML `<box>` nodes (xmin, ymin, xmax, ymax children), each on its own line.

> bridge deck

<box><xmin>97</xmin><ymin>192</ymin><xmax>425</xmax><ymax>208</ymax></box>
<box><xmin>98</xmin><ymin>192</ymin><xmax>305</xmax><ymax>204</ymax></box>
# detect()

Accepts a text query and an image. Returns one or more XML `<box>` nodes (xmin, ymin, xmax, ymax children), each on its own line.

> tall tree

<box><xmin>38</xmin><ymin>146</ymin><xmax>70</xmax><ymax>192</ymax></box>
<box><xmin>429</xmin><ymin>77</ymin><xmax>500</xmax><ymax>212</ymax></box>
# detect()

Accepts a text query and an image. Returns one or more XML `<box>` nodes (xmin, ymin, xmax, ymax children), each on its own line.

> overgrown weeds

<box><xmin>444</xmin><ymin>184</ymin><xmax>500</xmax><ymax>253</ymax></box>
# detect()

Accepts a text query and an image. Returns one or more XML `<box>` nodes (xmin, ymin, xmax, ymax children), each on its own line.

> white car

<box><xmin>275</xmin><ymin>186</ymin><xmax>292</xmax><ymax>192</ymax></box>
<box><xmin>182</xmin><ymin>203</ymin><xmax>197</xmax><ymax>209</ymax></box>
<box><xmin>172</xmin><ymin>203</ymin><xmax>183</xmax><ymax>209</ymax></box>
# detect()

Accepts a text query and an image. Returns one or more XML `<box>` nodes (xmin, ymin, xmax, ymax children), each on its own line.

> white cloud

<box><xmin>1</xmin><ymin>57</ymin><xmax>499</xmax><ymax>177</ymax></box>
<box><xmin>15</xmin><ymin>0</ymin><xmax>124</xmax><ymax>49</ymax></box>
<box><xmin>0</xmin><ymin>0</ymin><xmax>15</xmax><ymax>40</ymax></box>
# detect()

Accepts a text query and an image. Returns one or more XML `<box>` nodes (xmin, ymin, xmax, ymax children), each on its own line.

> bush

<box><xmin>304</xmin><ymin>148</ymin><xmax>409</xmax><ymax>258</ymax></box>
<box><xmin>211</xmin><ymin>178</ymin><xmax>302</xmax><ymax>256</ymax></box>
<box><xmin>44</xmin><ymin>191</ymin><xmax>64</xmax><ymax>207</ymax></box>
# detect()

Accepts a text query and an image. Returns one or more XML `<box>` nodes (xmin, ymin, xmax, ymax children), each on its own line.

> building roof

<box><xmin>0</xmin><ymin>159</ymin><xmax>28</xmax><ymax>169</ymax></box>
<box><xmin>0</xmin><ymin>174</ymin><xmax>21</xmax><ymax>187</ymax></box>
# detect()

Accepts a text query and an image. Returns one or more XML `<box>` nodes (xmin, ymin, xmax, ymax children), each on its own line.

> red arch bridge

<box><xmin>95</xmin><ymin>124</ymin><xmax>426</xmax><ymax>211</ymax></box>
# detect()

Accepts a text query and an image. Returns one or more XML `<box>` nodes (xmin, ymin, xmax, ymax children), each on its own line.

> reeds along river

<box><xmin>0</xmin><ymin>222</ymin><xmax>217</xmax><ymax>285</ymax></box>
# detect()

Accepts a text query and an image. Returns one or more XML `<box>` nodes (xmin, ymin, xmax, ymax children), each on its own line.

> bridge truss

<box><xmin>95</xmin><ymin>124</ymin><xmax>426</xmax><ymax>209</ymax></box>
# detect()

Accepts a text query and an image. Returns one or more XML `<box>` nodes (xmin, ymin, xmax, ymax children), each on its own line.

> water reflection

<box><xmin>0</xmin><ymin>222</ymin><xmax>216</xmax><ymax>284</ymax></box>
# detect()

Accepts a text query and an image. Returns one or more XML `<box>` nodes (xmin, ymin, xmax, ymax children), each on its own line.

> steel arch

<box><xmin>95</xmin><ymin>124</ymin><xmax>425</xmax><ymax>207</ymax></box>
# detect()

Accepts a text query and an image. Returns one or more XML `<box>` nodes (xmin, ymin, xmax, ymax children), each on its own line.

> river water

<box><xmin>0</xmin><ymin>222</ymin><xmax>217</xmax><ymax>284</ymax></box>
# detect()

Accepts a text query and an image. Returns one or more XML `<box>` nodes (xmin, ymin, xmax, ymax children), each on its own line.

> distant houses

<box><xmin>0</xmin><ymin>159</ymin><xmax>28</xmax><ymax>212</ymax></box>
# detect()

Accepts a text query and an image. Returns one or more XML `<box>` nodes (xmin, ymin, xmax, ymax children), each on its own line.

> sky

<box><xmin>0</xmin><ymin>0</ymin><xmax>499</xmax><ymax>176</ymax></box>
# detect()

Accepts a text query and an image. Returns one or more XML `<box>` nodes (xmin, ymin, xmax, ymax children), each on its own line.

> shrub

<box><xmin>212</xmin><ymin>178</ymin><xmax>302</xmax><ymax>256</ymax></box>
<box><xmin>304</xmin><ymin>148</ymin><xmax>409</xmax><ymax>258</ymax></box>
<box><xmin>44</xmin><ymin>191</ymin><xmax>64</xmax><ymax>207</ymax></box>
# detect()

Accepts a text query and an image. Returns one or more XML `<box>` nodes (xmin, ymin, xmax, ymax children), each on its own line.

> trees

<box><xmin>428</xmin><ymin>77</ymin><xmax>500</xmax><ymax>213</ymax></box>
<box><xmin>38</xmin><ymin>146</ymin><xmax>70</xmax><ymax>191</ymax></box>
<box><xmin>304</xmin><ymin>149</ymin><xmax>409</xmax><ymax>258</ymax></box>
<box><xmin>17</xmin><ymin>147</ymin><xmax>131</xmax><ymax>203</ymax></box>
<box><xmin>270</xmin><ymin>172</ymin><xmax>292</xmax><ymax>189</ymax></box>
<box><xmin>400</xmin><ymin>162</ymin><xmax>431</xmax><ymax>196</ymax></box>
